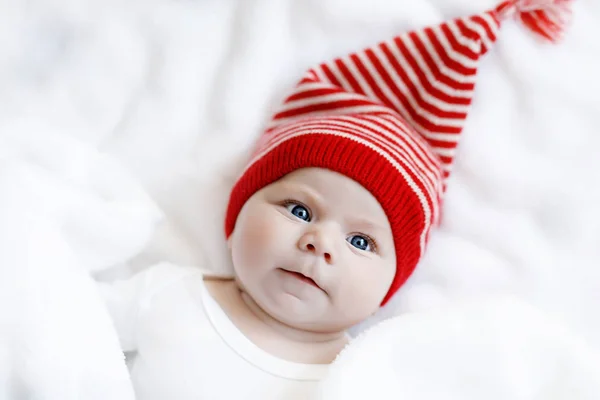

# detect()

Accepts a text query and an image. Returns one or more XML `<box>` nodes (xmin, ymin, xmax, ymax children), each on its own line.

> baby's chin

<box><xmin>258</xmin><ymin>289</ymin><xmax>354</xmax><ymax>333</ymax></box>
<box><xmin>262</xmin><ymin>286</ymin><xmax>320</xmax><ymax>313</ymax></box>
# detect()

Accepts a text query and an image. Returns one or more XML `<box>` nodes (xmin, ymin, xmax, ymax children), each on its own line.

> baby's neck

<box><xmin>204</xmin><ymin>278</ymin><xmax>348</xmax><ymax>364</ymax></box>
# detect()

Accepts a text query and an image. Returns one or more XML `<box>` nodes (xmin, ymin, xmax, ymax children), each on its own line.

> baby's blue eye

<box><xmin>285</xmin><ymin>203</ymin><xmax>311</xmax><ymax>222</ymax></box>
<box><xmin>347</xmin><ymin>235</ymin><xmax>372</xmax><ymax>251</ymax></box>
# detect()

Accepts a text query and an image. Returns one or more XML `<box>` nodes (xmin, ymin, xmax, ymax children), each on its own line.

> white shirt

<box><xmin>98</xmin><ymin>263</ymin><xmax>328</xmax><ymax>400</ymax></box>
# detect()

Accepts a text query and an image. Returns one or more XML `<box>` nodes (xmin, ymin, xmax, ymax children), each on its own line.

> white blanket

<box><xmin>1</xmin><ymin>0</ymin><xmax>599</xmax><ymax>398</ymax></box>
<box><xmin>320</xmin><ymin>296</ymin><xmax>600</xmax><ymax>399</ymax></box>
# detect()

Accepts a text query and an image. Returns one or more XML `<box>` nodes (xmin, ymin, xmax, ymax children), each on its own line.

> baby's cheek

<box><xmin>341</xmin><ymin>267</ymin><xmax>388</xmax><ymax>314</ymax></box>
<box><xmin>246</xmin><ymin>208</ymin><xmax>278</xmax><ymax>241</ymax></box>
<box><xmin>236</xmin><ymin>207</ymin><xmax>281</xmax><ymax>261</ymax></box>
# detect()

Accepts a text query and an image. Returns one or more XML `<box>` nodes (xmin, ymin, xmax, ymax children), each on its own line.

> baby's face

<box><xmin>229</xmin><ymin>167</ymin><xmax>396</xmax><ymax>332</ymax></box>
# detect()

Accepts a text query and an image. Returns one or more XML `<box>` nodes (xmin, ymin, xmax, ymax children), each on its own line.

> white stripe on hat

<box><xmin>446</xmin><ymin>19</ymin><xmax>482</xmax><ymax>53</ymax></box>
<box><xmin>416</xmin><ymin>30</ymin><xmax>477</xmax><ymax>84</ymax></box>
<box><xmin>398</xmin><ymin>34</ymin><xmax>474</xmax><ymax>98</ymax></box>
<box><xmin>358</xmin><ymin>46</ymin><xmax>467</xmax><ymax>127</ymax></box>
<box><xmin>369</xmin><ymin>44</ymin><xmax>471</xmax><ymax>114</ymax></box>
<box><xmin>431</xmin><ymin>25</ymin><xmax>479</xmax><ymax>69</ymax></box>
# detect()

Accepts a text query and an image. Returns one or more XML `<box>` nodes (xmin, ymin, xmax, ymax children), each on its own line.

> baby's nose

<box><xmin>304</xmin><ymin>242</ymin><xmax>332</xmax><ymax>263</ymax></box>
<box><xmin>299</xmin><ymin>230</ymin><xmax>335</xmax><ymax>264</ymax></box>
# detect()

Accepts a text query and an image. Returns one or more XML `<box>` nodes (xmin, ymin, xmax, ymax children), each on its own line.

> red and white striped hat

<box><xmin>225</xmin><ymin>0</ymin><xmax>572</xmax><ymax>305</ymax></box>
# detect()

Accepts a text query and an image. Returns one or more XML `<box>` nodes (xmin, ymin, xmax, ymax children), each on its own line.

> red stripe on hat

<box><xmin>349</xmin><ymin>52</ymin><xmax>398</xmax><ymax>109</ymax></box>
<box><xmin>375</xmin><ymin>114</ymin><xmax>458</xmax><ymax>174</ymax></box>
<box><xmin>320</xmin><ymin>63</ymin><xmax>343</xmax><ymax>87</ymax></box>
<box><xmin>472</xmin><ymin>14</ymin><xmax>499</xmax><ymax>43</ymax></box>
<box><xmin>426</xmin><ymin>139</ymin><xmax>460</xmax><ymax>150</ymax></box>
<box><xmin>376</xmin><ymin>115</ymin><xmax>443</xmax><ymax>169</ymax></box>
<box><xmin>438</xmin><ymin>154</ymin><xmax>454</xmax><ymax>165</ymax></box>
<box><xmin>348</xmin><ymin>118</ymin><xmax>442</xmax><ymax>196</ymax></box>
<box><xmin>286</xmin><ymin>86</ymin><xmax>340</xmax><ymax>102</ymax></box>
<box><xmin>440</xmin><ymin>23</ymin><xmax>479</xmax><ymax>60</ymax></box>
<box><xmin>388</xmin><ymin>39</ymin><xmax>472</xmax><ymax>105</ymax></box>
<box><xmin>367</xmin><ymin>45</ymin><xmax>468</xmax><ymax>120</ymax></box>
<box><xmin>335</xmin><ymin>58</ymin><xmax>366</xmax><ymax>96</ymax></box>
<box><xmin>359</xmin><ymin>46</ymin><xmax>465</xmax><ymax>135</ymax></box>
<box><xmin>273</xmin><ymin>98</ymin><xmax>375</xmax><ymax>120</ymax></box>
<box><xmin>455</xmin><ymin>18</ymin><xmax>480</xmax><ymax>41</ymax></box>
<box><xmin>409</xmin><ymin>31</ymin><xmax>476</xmax><ymax>91</ymax></box>
<box><xmin>425</xmin><ymin>28</ymin><xmax>478</xmax><ymax>76</ymax></box>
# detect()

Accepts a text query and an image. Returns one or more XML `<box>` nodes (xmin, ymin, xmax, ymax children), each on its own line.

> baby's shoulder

<box><xmin>140</xmin><ymin>263</ymin><xmax>234</xmax><ymax>313</ymax></box>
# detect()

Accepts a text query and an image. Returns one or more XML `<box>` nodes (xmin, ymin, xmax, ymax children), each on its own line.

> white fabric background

<box><xmin>1</xmin><ymin>0</ymin><xmax>599</xmax><ymax>398</ymax></box>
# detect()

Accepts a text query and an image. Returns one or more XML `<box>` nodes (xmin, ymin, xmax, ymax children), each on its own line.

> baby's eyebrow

<box><xmin>277</xmin><ymin>182</ymin><xmax>324</xmax><ymax>205</ymax></box>
<box><xmin>347</xmin><ymin>218</ymin><xmax>385</xmax><ymax>234</ymax></box>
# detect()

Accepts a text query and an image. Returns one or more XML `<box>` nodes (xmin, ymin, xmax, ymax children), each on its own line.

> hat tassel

<box><xmin>495</xmin><ymin>0</ymin><xmax>574</xmax><ymax>43</ymax></box>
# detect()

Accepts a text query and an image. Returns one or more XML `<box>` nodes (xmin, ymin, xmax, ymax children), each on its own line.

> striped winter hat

<box><xmin>225</xmin><ymin>0</ymin><xmax>572</xmax><ymax>305</ymax></box>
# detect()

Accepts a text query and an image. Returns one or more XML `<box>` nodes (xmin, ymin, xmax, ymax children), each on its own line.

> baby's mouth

<box><xmin>279</xmin><ymin>268</ymin><xmax>320</xmax><ymax>289</ymax></box>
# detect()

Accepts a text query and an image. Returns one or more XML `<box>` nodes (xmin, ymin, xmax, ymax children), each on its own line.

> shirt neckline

<box><xmin>196</xmin><ymin>276</ymin><xmax>329</xmax><ymax>381</ymax></box>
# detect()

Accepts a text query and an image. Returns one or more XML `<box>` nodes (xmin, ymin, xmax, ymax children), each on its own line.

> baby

<box><xmin>98</xmin><ymin>1</ymin><xmax>568</xmax><ymax>399</ymax></box>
